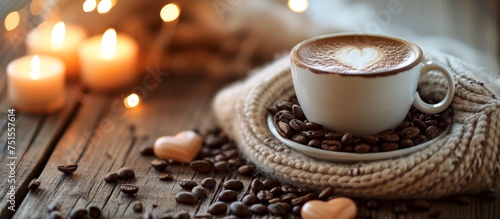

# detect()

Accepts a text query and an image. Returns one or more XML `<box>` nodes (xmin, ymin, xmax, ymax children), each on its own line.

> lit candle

<box><xmin>79</xmin><ymin>28</ymin><xmax>139</xmax><ymax>91</ymax></box>
<box><xmin>26</xmin><ymin>22</ymin><xmax>87</xmax><ymax>79</ymax></box>
<box><xmin>7</xmin><ymin>55</ymin><xmax>66</xmax><ymax>114</ymax></box>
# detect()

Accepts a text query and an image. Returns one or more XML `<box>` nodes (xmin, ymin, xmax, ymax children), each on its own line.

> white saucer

<box><xmin>267</xmin><ymin>116</ymin><xmax>449</xmax><ymax>163</ymax></box>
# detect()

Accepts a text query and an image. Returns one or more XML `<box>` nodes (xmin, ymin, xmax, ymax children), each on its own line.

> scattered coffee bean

<box><xmin>87</xmin><ymin>205</ymin><xmax>101</xmax><ymax>218</ymax></box>
<box><xmin>117</xmin><ymin>167</ymin><xmax>135</xmax><ymax>180</ymax></box>
<box><xmin>151</xmin><ymin>159</ymin><xmax>169</xmax><ymax>171</ymax></box>
<box><xmin>237</xmin><ymin>164</ymin><xmax>256</xmax><ymax>176</ymax></box>
<box><xmin>201</xmin><ymin>177</ymin><xmax>216</xmax><ymax>189</ymax></box>
<box><xmin>393</xmin><ymin>203</ymin><xmax>409</xmax><ymax>214</ymax></box>
<box><xmin>281</xmin><ymin>184</ymin><xmax>298</xmax><ymax>194</ymax></box>
<box><xmin>453</xmin><ymin>194</ymin><xmax>472</xmax><ymax>205</ymax></box>
<box><xmin>179</xmin><ymin>180</ymin><xmax>198</xmax><ymax>190</ymax></box>
<box><xmin>214</xmin><ymin>154</ymin><xmax>227</xmax><ymax>162</ymax></box>
<box><xmin>175</xmin><ymin>191</ymin><xmax>198</xmax><ymax>205</ymax></box>
<box><xmin>291</xmin><ymin>134</ymin><xmax>309</xmax><ymax>144</ymax></box>
<box><xmin>49</xmin><ymin>211</ymin><xmax>63</xmax><ymax>219</ymax></box>
<box><xmin>229</xmin><ymin>202</ymin><xmax>249</xmax><ymax>218</ymax></box>
<box><xmin>291</xmin><ymin>193</ymin><xmax>315</xmax><ymax>206</ymax></box>
<box><xmin>263</xmin><ymin>179</ymin><xmax>281</xmax><ymax>190</ymax></box>
<box><xmin>28</xmin><ymin>178</ymin><xmax>41</xmax><ymax>191</ymax></box>
<box><xmin>174</xmin><ymin>211</ymin><xmax>191</xmax><ymax>219</ymax></box>
<box><xmin>208</xmin><ymin>201</ymin><xmax>227</xmax><ymax>215</ymax></box>
<box><xmin>214</xmin><ymin>161</ymin><xmax>230</xmax><ymax>172</ymax></box>
<box><xmin>69</xmin><ymin>208</ymin><xmax>87</xmax><ymax>219</ymax></box>
<box><xmin>277</xmin><ymin>121</ymin><xmax>292</xmax><ymax>138</ymax></box>
<box><xmin>354</xmin><ymin>143</ymin><xmax>371</xmax><ymax>153</ymax></box>
<box><xmin>289</xmin><ymin>119</ymin><xmax>306</xmax><ymax>132</ymax></box>
<box><xmin>308</xmin><ymin>139</ymin><xmax>321</xmax><ymax>148</ymax></box>
<box><xmin>424</xmin><ymin>126</ymin><xmax>441</xmax><ymax>139</ymax></box>
<box><xmin>242</xmin><ymin>194</ymin><xmax>258</xmax><ymax>205</ymax></box>
<box><xmin>317</xmin><ymin>186</ymin><xmax>335</xmax><ymax>200</ymax></box>
<box><xmin>270</xmin><ymin>187</ymin><xmax>282</xmax><ymax>196</ymax></box>
<box><xmin>321</xmin><ymin>140</ymin><xmax>342</xmax><ymax>151</ymax></box>
<box><xmin>120</xmin><ymin>184</ymin><xmax>139</xmax><ymax>195</ymax></box>
<box><xmin>158</xmin><ymin>173</ymin><xmax>174</xmax><ymax>181</ymax></box>
<box><xmin>268</xmin><ymin>203</ymin><xmax>287</xmax><ymax>216</ymax></box>
<box><xmin>267</xmin><ymin>106</ymin><xmax>279</xmax><ymax>115</ymax></box>
<box><xmin>292</xmin><ymin>205</ymin><xmax>302</xmax><ymax>215</ymax></box>
<box><xmin>276</xmin><ymin>101</ymin><xmax>293</xmax><ymax>111</ymax></box>
<box><xmin>218</xmin><ymin>190</ymin><xmax>238</xmax><ymax>202</ymax></box>
<box><xmin>190</xmin><ymin>160</ymin><xmax>214</xmax><ymax>173</ymax></box>
<box><xmin>139</xmin><ymin>145</ymin><xmax>155</xmax><ymax>156</ymax></box>
<box><xmin>399</xmin><ymin>139</ymin><xmax>414</xmax><ymax>148</ymax></box>
<box><xmin>269</xmin><ymin>198</ymin><xmax>282</xmax><ymax>204</ymax></box>
<box><xmin>224</xmin><ymin>180</ymin><xmax>244</xmax><ymax>190</ymax></box>
<box><xmin>104</xmin><ymin>172</ymin><xmax>118</xmax><ymax>183</ymax></box>
<box><xmin>281</xmin><ymin>193</ymin><xmax>298</xmax><ymax>203</ymax></box>
<box><xmin>305</xmin><ymin>122</ymin><xmax>323</xmax><ymax>130</ymax></box>
<box><xmin>411</xmin><ymin>199</ymin><xmax>430</xmax><ymax>211</ymax></box>
<box><xmin>257</xmin><ymin>190</ymin><xmax>274</xmax><ymax>203</ymax></box>
<box><xmin>132</xmin><ymin>201</ymin><xmax>143</xmax><ymax>213</ymax></box>
<box><xmin>250</xmin><ymin>203</ymin><xmax>268</xmax><ymax>215</ymax></box>
<box><xmin>58</xmin><ymin>164</ymin><xmax>78</xmax><ymax>174</ymax></box>
<box><xmin>366</xmin><ymin>199</ymin><xmax>380</xmax><ymax>210</ymax></box>
<box><xmin>279</xmin><ymin>113</ymin><xmax>295</xmax><ymax>124</ymax></box>
<box><xmin>192</xmin><ymin>186</ymin><xmax>208</xmax><ymax>199</ymax></box>
<box><xmin>48</xmin><ymin>202</ymin><xmax>61</xmax><ymax>212</ymax></box>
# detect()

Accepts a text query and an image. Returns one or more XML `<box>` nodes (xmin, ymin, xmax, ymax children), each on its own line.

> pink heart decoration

<box><xmin>301</xmin><ymin>197</ymin><xmax>357</xmax><ymax>219</ymax></box>
<box><xmin>153</xmin><ymin>130</ymin><xmax>202</xmax><ymax>163</ymax></box>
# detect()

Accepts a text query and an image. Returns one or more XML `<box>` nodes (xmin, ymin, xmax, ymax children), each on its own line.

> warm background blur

<box><xmin>1</xmin><ymin>0</ymin><xmax>499</xmax><ymax>80</ymax></box>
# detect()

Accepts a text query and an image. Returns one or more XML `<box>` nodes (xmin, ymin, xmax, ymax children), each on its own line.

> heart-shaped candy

<box><xmin>337</xmin><ymin>46</ymin><xmax>382</xmax><ymax>70</ymax></box>
<box><xmin>154</xmin><ymin>130</ymin><xmax>202</xmax><ymax>163</ymax></box>
<box><xmin>301</xmin><ymin>197</ymin><xmax>357</xmax><ymax>219</ymax></box>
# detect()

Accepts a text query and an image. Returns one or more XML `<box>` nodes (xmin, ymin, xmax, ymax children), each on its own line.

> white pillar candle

<box><xmin>79</xmin><ymin>28</ymin><xmax>139</xmax><ymax>91</ymax></box>
<box><xmin>7</xmin><ymin>55</ymin><xmax>66</xmax><ymax>114</ymax></box>
<box><xmin>26</xmin><ymin>22</ymin><xmax>87</xmax><ymax>79</ymax></box>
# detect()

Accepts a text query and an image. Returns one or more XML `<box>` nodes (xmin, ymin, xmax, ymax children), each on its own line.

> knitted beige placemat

<box><xmin>213</xmin><ymin>52</ymin><xmax>500</xmax><ymax>199</ymax></box>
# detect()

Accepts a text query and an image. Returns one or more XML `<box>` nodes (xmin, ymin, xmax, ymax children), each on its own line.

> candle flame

<box><xmin>83</xmin><ymin>0</ymin><xmax>97</xmax><ymax>12</ymax></box>
<box><xmin>160</xmin><ymin>3</ymin><xmax>180</xmax><ymax>22</ymax></box>
<box><xmin>4</xmin><ymin>11</ymin><xmax>20</xmax><ymax>31</ymax></box>
<box><xmin>101</xmin><ymin>28</ymin><xmax>116</xmax><ymax>60</ymax></box>
<box><xmin>124</xmin><ymin>93</ymin><xmax>140</xmax><ymax>108</ymax></box>
<box><xmin>51</xmin><ymin>21</ymin><xmax>66</xmax><ymax>50</ymax></box>
<box><xmin>31</xmin><ymin>55</ymin><xmax>41</xmax><ymax>80</ymax></box>
<box><xmin>288</xmin><ymin>0</ymin><xmax>308</xmax><ymax>13</ymax></box>
<box><xmin>97</xmin><ymin>0</ymin><xmax>112</xmax><ymax>14</ymax></box>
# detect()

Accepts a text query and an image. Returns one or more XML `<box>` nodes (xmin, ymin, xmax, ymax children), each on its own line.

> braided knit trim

<box><xmin>213</xmin><ymin>52</ymin><xmax>500</xmax><ymax>199</ymax></box>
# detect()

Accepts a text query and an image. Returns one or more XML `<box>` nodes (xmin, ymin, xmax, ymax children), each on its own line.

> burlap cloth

<box><xmin>212</xmin><ymin>51</ymin><xmax>500</xmax><ymax>199</ymax></box>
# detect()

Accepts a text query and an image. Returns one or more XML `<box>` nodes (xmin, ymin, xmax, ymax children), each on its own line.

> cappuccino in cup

<box><xmin>290</xmin><ymin>33</ymin><xmax>455</xmax><ymax>136</ymax></box>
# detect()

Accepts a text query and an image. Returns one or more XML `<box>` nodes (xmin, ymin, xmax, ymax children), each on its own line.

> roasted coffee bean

<box><xmin>291</xmin><ymin>193</ymin><xmax>316</xmax><ymax>206</ymax></box>
<box><xmin>221</xmin><ymin>142</ymin><xmax>236</xmax><ymax>150</ymax></box>
<box><xmin>179</xmin><ymin>180</ymin><xmax>198</xmax><ymax>190</ymax></box>
<box><xmin>139</xmin><ymin>145</ymin><xmax>155</xmax><ymax>156</ymax></box>
<box><xmin>453</xmin><ymin>194</ymin><xmax>472</xmax><ymax>205</ymax></box>
<box><xmin>321</xmin><ymin>141</ymin><xmax>342</xmax><ymax>151</ymax></box>
<box><xmin>87</xmin><ymin>205</ymin><xmax>101</xmax><ymax>218</ymax></box>
<box><xmin>176</xmin><ymin>191</ymin><xmax>198</xmax><ymax>205</ymax></box>
<box><xmin>208</xmin><ymin>202</ymin><xmax>227</xmax><ymax>215</ymax></box>
<box><xmin>69</xmin><ymin>208</ymin><xmax>87</xmax><ymax>219</ymax></box>
<box><xmin>237</xmin><ymin>164</ymin><xmax>255</xmax><ymax>176</ymax></box>
<box><xmin>279</xmin><ymin>113</ymin><xmax>295</xmax><ymax>124</ymax></box>
<box><xmin>104</xmin><ymin>172</ymin><xmax>118</xmax><ymax>183</ymax></box>
<box><xmin>343</xmin><ymin>146</ymin><xmax>354</xmax><ymax>152</ymax></box>
<box><xmin>49</xmin><ymin>211</ymin><xmax>63</xmax><ymax>219</ymax></box>
<box><xmin>298</xmin><ymin>187</ymin><xmax>313</xmax><ymax>195</ymax></box>
<box><xmin>48</xmin><ymin>202</ymin><xmax>61</xmax><ymax>212</ymax></box>
<box><xmin>292</xmin><ymin>105</ymin><xmax>306</xmax><ymax>120</ymax></box>
<box><xmin>158</xmin><ymin>173</ymin><xmax>174</xmax><ymax>181</ymax></box>
<box><xmin>400</xmin><ymin>127</ymin><xmax>420</xmax><ymax>139</ymax></box>
<box><xmin>361</xmin><ymin>135</ymin><xmax>379</xmax><ymax>144</ymax></box>
<box><xmin>291</xmin><ymin>134</ymin><xmax>309</xmax><ymax>144</ymax></box>
<box><xmin>58</xmin><ymin>164</ymin><xmax>78</xmax><ymax>174</ymax></box>
<box><xmin>218</xmin><ymin>190</ymin><xmax>238</xmax><ymax>202</ymax></box>
<box><xmin>413</xmin><ymin>134</ymin><xmax>428</xmax><ymax>145</ymax></box>
<box><xmin>411</xmin><ymin>199</ymin><xmax>431</xmax><ymax>211</ymax></box>
<box><xmin>393</xmin><ymin>203</ymin><xmax>409</xmax><ymax>214</ymax></box>
<box><xmin>281</xmin><ymin>184</ymin><xmax>298</xmax><ymax>194</ymax></box>
<box><xmin>479</xmin><ymin>190</ymin><xmax>497</xmax><ymax>201</ymax></box>
<box><xmin>425</xmin><ymin>120</ymin><xmax>438</xmax><ymax>127</ymax></box>
<box><xmin>242</xmin><ymin>193</ymin><xmax>258</xmax><ymax>205</ymax></box>
<box><xmin>424</xmin><ymin>126</ymin><xmax>440</xmax><ymax>139</ymax></box>
<box><xmin>228</xmin><ymin>158</ymin><xmax>244</xmax><ymax>168</ymax></box>
<box><xmin>174</xmin><ymin>212</ymin><xmax>191</xmax><ymax>219</ymax></box>
<box><xmin>276</xmin><ymin>101</ymin><xmax>293</xmax><ymax>111</ymax></box>
<box><xmin>413</xmin><ymin>119</ymin><xmax>427</xmax><ymax>130</ymax></box>
<box><xmin>366</xmin><ymin>199</ymin><xmax>380</xmax><ymax>210</ymax></box>
<box><xmin>305</xmin><ymin>122</ymin><xmax>324</xmax><ymax>130</ymax></box>
<box><xmin>151</xmin><ymin>159</ymin><xmax>169</xmax><ymax>171</ymax></box>
<box><xmin>250</xmin><ymin>203</ymin><xmax>268</xmax><ymax>215</ymax></box>
<box><xmin>354</xmin><ymin>143</ymin><xmax>371</xmax><ymax>153</ymax></box>
<box><xmin>133</xmin><ymin>201</ymin><xmax>144</xmax><ymax>213</ymax></box>
<box><xmin>277</xmin><ymin>121</ymin><xmax>291</xmax><ymax>138</ymax></box>
<box><xmin>341</xmin><ymin>132</ymin><xmax>354</xmax><ymax>145</ymax></box>
<box><xmin>214</xmin><ymin>154</ymin><xmax>227</xmax><ymax>162</ymax></box>
<box><xmin>263</xmin><ymin>178</ymin><xmax>281</xmax><ymax>190</ymax></box>
<box><xmin>269</xmin><ymin>198</ymin><xmax>282</xmax><ymax>204</ymax></box>
<box><xmin>380</xmin><ymin>133</ymin><xmax>399</xmax><ymax>142</ymax></box>
<box><xmin>251</xmin><ymin>178</ymin><xmax>264</xmax><ymax>194</ymax></box>
<box><xmin>270</xmin><ymin>187</ymin><xmax>282</xmax><ymax>196</ymax></box>
<box><xmin>399</xmin><ymin>139</ymin><xmax>414</xmax><ymax>148</ymax></box>
<box><xmin>278</xmin><ymin>202</ymin><xmax>292</xmax><ymax>211</ymax></box>
<box><xmin>438</xmin><ymin>121</ymin><xmax>448</xmax><ymax>130</ymax></box>
<box><xmin>201</xmin><ymin>177</ymin><xmax>216</xmax><ymax>189</ymax></box>
<box><xmin>318</xmin><ymin>187</ymin><xmax>335</xmax><ymax>200</ymax></box>
<box><xmin>289</xmin><ymin>119</ymin><xmax>306</xmax><ymax>132</ymax></box>
<box><xmin>325</xmin><ymin>131</ymin><xmax>342</xmax><ymax>140</ymax></box>
<box><xmin>268</xmin><ymin>203</ymin><xmax>287</xmax><ymax>216</ymax></box>
<box><xmin>203</xmin><ymin>157</ymin><xmax>216</xmax><ymax>164</ymax></box>
<box><xmin>229</xmin><ymin>201</ymin><xmax>249</xmax><ymax>218</ymax></box>
<box><xmin>370</xmin><ymin>145</ymin><xmax>380</xmax><ymax>153</ymax></box>
<box><xmin>192</xmin><ymin>186</ymin><xmax>208</xmax><ymax>199</ymax></box>
<box><xmin>281</xmin><ymin>193</ymin><xmax>298</xmax><ymax>203</ymax></box>
<box><xmin>381</xmin><ymin>143</ymin><xmax>399</xmax><ymax>151</ymax></box>
<box><xmin>117</xmin><ymin>167</ymin><xmax>135</xmax><ymax>180</ymax></box>
<box><xmin>267</xmin><ymin>106</ymin><xmax>279</xmax><ymax>115</ymax></box>
<box><xmin>292</xmin><ymin>205</ymin><xmax>302</xmax><ymax>215</ymax></box>
<box><xmin>257</xmin><ymin>190</ymin><xmax>274</xmax><ymax>203</ymax></box>
<box><xmin>306</xmin><ymin>129</ymin><xmax>328</xmax><ymax>139</ymax></box>
<box><xmin>120</xmin><ymin>184</ymin><xmax>139</xmax><ymax>195</ymax></box>
<box><xmin>224</xmin><ymin>180</ymin><xmax>244</xmax><ymax>190</ymax></box>
<box><xmin>142</xmin><ymin>212</ymin><xmax>153</xmax><ymax>219</ymax></box>
<box><xmin>395</xmin><ymin>121</ymin><xmax>411</xmax><ymax>132</ymax></box>
<box><xmin>307</xmin><ymin>139</ymin><xmax>321</xmax><ymax>148</ymax></box>
<box><xmin>214</xmin><ymin>161</ymin><xmax>230</xmax><ymax>172</ymax></box>
<box><xmin>190</xmin><ymin>160</ymin><xmax>214</xmax><ymax>173</ymax></box>
<box><xmin>274</xmin><ymin>110</ymin><xmax>290</xmax><ymax>124</ymax></box>
<box><xmin>205</xmin><ymin>134</ymin><xmax>228</xmax><ymax>148</ymax></box>
<box><xmin>28</xmin><ymin>178</ymin><xmax>41</xmax><ymax>191</ymax></box>
<box><xmin>321</xmin><ymin>139</ymin><xmax>342</xmax><ymax>148</ymax></box>
<box><xmin>428</xmin><ymin>208</ymin><xmax>442</xmax><ymax>218</ymax></box>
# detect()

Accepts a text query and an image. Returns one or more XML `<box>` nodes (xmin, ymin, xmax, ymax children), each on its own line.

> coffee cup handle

<box><xmin>413</xmin><ymin>61</ymin><xmax>455</xmax><ymax>114</ymax></box>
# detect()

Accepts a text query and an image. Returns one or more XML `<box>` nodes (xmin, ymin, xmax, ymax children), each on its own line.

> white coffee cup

<box><xmin>290</xmin><ymin>33</ymin><xmax>455</xmax><ymax>136</ymax></box>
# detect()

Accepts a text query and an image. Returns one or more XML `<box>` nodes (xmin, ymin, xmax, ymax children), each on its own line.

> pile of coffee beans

<box><xmin>268</xmin><ymin>96</ymin><xmax>450</xmax><ymax>153</ymax></box>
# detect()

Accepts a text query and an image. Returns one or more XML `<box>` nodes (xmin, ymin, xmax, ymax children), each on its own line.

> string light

<box><xmin>124</xmin><ymin>93</ymin><xmax>140</xmax><ymax>108</ymax></box>
<box><xmin>160</xmin><ymin>3</ymin><xmax>180</xmax><ymax>22</ymax></box>
<box><xmin>288</xmin><ymin>0</ymin><xmax>309</xmax><ymax>13</ymax></box>
<box><xmin>4</xmin><ymin>11</ymin><xmax>20</xmax><ymax>31</ymax></box>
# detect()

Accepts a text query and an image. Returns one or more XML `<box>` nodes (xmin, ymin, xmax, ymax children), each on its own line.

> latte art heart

<box><xmin>337</xmin><ymin>47</ymin><xmax>383</xmax><ymax>70</ymax></box>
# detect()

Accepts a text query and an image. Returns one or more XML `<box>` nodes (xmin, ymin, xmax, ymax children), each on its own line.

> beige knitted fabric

<box><xmin>213</xmin><ymin>52</ymin><xmax>500</xmax><ymax>199</ymax></box>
